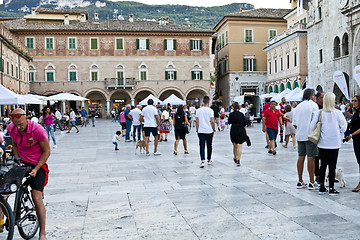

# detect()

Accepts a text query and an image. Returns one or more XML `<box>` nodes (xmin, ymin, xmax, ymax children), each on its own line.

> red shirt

<box><xmin>263</xmin><ymin>108</ymin><xmax>281</xmax><ymax>129</ymax></box>
<box><xmin>8</xmin><ymin>120</ymin><xmax>47</xmax><ymax>166</ymax></box>
<box><xmin>262</xmin><ymin>103</ymin><xmax>270</xmax><ymax>113</ymax></box>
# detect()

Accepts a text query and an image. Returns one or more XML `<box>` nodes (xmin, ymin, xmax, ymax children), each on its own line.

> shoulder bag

<box><xmin>308</xmin><ymin>111</ymin><xmax>322</xmax><ymax>144</ymax></box>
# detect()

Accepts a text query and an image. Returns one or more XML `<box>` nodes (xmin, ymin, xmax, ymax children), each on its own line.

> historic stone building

<box><xmin>3</xmin><ymin>8</ymin><xmax>214</xmax><ymax>117</ymax></box>
<box><xmin>214</xmin><ymin>8</ymin><xmax>290</xmax><ymax>106</ymax></box>
<box><xmin>264</xmin><ymin>0</ymin><xmax>308</xmax><ymax>93</ymax></box>
<box><xmin>306</xmin><ymin>0</ymin><xmax>360</xmax><ymax>98</ymax></box>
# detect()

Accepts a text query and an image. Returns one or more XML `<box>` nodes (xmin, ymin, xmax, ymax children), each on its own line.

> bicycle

<box><xmin>0</xmin><ymin>156</ymin><xmax>39</xmax><ymax>240</ymax></box>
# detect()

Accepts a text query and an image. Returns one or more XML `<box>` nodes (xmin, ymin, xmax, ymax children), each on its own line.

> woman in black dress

<box><xmin>173</xmin><ymin>105</ymin><xmax>189</xmax><ymax>155</ymax></box>
<box><xmin>228</xmin><ymin>102</ymin><xmax>247</xmax><ymax>166</ymax></box>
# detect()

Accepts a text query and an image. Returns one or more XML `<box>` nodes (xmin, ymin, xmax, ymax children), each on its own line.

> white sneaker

<box><xmin>207</xmin><ymin>160</ymin><xmax>213</xmax><ymax>165</ymax></box>
<box><xmin>308</xmin><ymin>182</ymin><xmax>319</xmax><ymax>190</ymax></box>
<box><xmin>296</xmin><ymin>181</ymin><xmax>307</xmax><ymax>189</ymax></box>
<box><xmin>200</xmin><ymin>161</ymin><xmax>205</xmax><ymax>168</ymax></box>
<box><xmin>153</xmin><ymin>152</ymin><xmax>161</xmax><ymax>155</ymax></box>
<box><xmin>53</xmin><ymin>145</ymin><xmax>57</xmax><ymax>149</ymax></box>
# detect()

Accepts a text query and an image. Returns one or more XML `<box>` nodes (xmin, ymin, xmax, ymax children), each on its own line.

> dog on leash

<box><xmin>325</xmin><ymin>167</ymin><xmax>346</xmax><ymax>188</ymax></box>
<box><xmin>136</xmin><ymin>140</ymin><xmax>146</xmax><ymax>153</ymax></box>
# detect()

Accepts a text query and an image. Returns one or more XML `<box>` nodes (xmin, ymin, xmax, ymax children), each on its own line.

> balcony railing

<box><xmin>267</xmin><ymin>23</ymin><xmax>307</xmax><ymax>46</ymax></box>
<box><xmin>105</xmin><ymin>78</ymin><xmax>135</xmax><ymax>88</ymax></box>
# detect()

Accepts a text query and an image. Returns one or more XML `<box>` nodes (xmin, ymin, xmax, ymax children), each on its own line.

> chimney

<box><xmin>129</xmin><ymin>14</ymin><xmax>134</xmax><ymax>22</ymax></box>
<box><xmin>31</xmin><ymin>7</ymin><xmax>36</xmax><ymax>18</ymax></box>
<box><xmin>64</xmin><ymin>14</ymin><xmax>69</xmax><ymax>25</ymax></box>
<box><xmin>240</xmin><ymin>7</ymin><xmax>248</xmax><ymax>12</ymax></box>
<box><xmin>80</xmin><ymin>13</ymin><xmax>86</xmax><ymax>23</ymax></box>
<box><xmin>94</xmin><ymin>12</ymin><xmax>99</xmax><ymax>20</ymax></box>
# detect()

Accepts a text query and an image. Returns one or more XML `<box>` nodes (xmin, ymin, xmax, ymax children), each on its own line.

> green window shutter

<box><xmin>200</xmin><ymin>71</ymin><xmax>203</xmax><ymax>80</ymax></box>
<box><xmin>174</xmin><ymin>71</ymin><xmax>177</xmax><ymax>80</ymax></box>
<box><xmin>190</xmin><ymin>40</ymin><xmax>193</xmax><ymax>50</ymax></box>
<box><xmin>136</xmin><ymin>39</ymin><xmax>139</xmax><ymax>50</ymax></box>
<box><xmin>222</xmin><ymin>34</ymin><xmax>224</xmax><ymax>47</ymax></box>
<box><xmin>91</xmin><ymin>39</ymin><xmax>97</xmax><ymax>50</ymax></box>
<box><xmin>47</xmin><ymin>72</ymin><xmax>54</xmax><ymax>82</ymax></box>
<box><xmin>146</xmin><ymin>39</ymin><xmax>149</xmax><ymax>50</ymax></box>
<box><xmin>69</xmin><ymin>38</ymin><xmax>76</xmax><ymax>49</ymax></box>
<box><xmin>164</xmin><ymin>39</ymin><xmax>167</xmax><ymax>50</ymax></box>
<box><xmin>69</xmin><ymin>72</ymin><xmax>76</xmax><ymax>81</ymax></box>
<box><xmin>173</xmin><ymin>39</ymin><xmax>176</xmax><ymax>50</ymax></box>
<box><xmin>199</xmin><ymin>40</ymin><xmax>203</xmax><ymax>50</ymax></box>
<box><xmin>165</xmin><ymin>71</ymin><xmax>168</xmax><ymax>80</ymax></box>
<box><xmin>243</xmin><ymin>59</ymin><xmax>247</xmax><ymax>71</ymax></box>
<box><xmin>117</xmin><ymin>71</ymin><xmax>124</xmax><ymax>85</ymax></box>
<box><xmin>191</xmin><ymin>71</ymin><xmax>195</xmax><ymax>80</ymax></box>
<box><xmin>226</xmin><ymin>31</ymin><xmax>228</xmax><ymax>44</ymax></box>
<box><xmin>253</xmin><ymin>59</ymin><xmax>257</xmax><ymax>71</ymax></box>
<box><xmin>116</xmin><ymin>39</ymin><xmax>123</xmax><ymax>50</ymax></box>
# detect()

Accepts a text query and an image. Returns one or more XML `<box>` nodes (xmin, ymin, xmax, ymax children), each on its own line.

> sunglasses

<box><xmin>9</xmin><ymin>114</ymin><xmax>26</xmax><ymax>119</ymax></box>
<box><xmin>352</xmin><ymin>100</ymin><xmax>358</xmax><ymax>102</ymax></box>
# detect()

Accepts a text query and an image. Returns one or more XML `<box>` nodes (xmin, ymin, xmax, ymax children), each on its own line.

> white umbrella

<box><xmin>139</xmin><ymin>94</ymin><xmax>163</xmax><ymax>105</ymax></box>
<box><xmin>20</xmin><ymin>95</ymin><xmax>43</xmax><ymax>104</ymax></box>
<box><xmin>48</xmin><ymin>92</ymin><xmax>89</xmax><ymax>101</ymax></box>
<box><xmin>282</xmin><ymin>87</ymin><xmax>302</xmax><ymax>102</ymax></box>
<box><xmin>271</xmin><ymin>88</ymin><xmax>292</xmax><ymax>103</ymax></box>
<box><xmin>162</xmin><ymin>94</ymin><xmax>185</xmax><ymax>105</ymax></box>
<box><xmin>0</xmin><ymin>84</ymin><xmax>25</xmax><ymax>105</ymax></box>
<box><xmin>288</xmin><ymin>89</ymin><xmax>304</xmax><ymax>102</ymax></box>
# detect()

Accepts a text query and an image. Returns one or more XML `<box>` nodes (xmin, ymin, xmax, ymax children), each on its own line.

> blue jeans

<box><xmin>125</xmin><ymin>120</ymin><xmax>132</xmax><ymax>140</ymax></box>
<box><xmin>133</xmin><ymin>125</ymin><xmax>141</xmax><ymax>141</ymax></box>
<box><xmin>44</xmin><ymin>124</ymin><xmax>56</xmax><ymax>145</ymax></box>
<box><xmin>113</xmin><ymin>142</ymin><xmax>118</xmax><ymax>149</ymax></box>
<box><xmin>197</xmin><ymin>133</ymin><xmax>214</xmax><ymax>161</ymax></box>
<box><xmin>91</xmin><ymin>117</ymin><xmax>95</xmax><ymax>126</ymax></box>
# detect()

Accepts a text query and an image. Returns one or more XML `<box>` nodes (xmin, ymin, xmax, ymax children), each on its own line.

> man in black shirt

<box><xmin>210</xmin><ymin>102</ymin><xmax>220</xmax><ymax>131</ymax></box>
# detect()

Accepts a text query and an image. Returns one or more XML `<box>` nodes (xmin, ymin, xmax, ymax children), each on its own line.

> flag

<box><xmin>354</xmin><ymin>65</ymin><xmax>360</xmax><ymax>89</ymax></box>
<box><xmin>333</xmin><ymin>71</ymin><xmax>350</xmax><ymax>100</ymax></box>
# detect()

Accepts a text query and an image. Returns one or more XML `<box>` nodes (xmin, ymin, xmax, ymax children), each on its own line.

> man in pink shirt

<box><xmin>8</xmin><ymin>108</ymin><xmax>50</xmax><ymax>240</ymax></box>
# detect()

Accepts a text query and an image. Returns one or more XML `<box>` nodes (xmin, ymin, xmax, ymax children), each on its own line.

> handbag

<box><xmin>185</xmin><ymin>123</ymin><xmax>190</xmax><ymax>134</ymax></box>
<box><xmin>246</xmin><ymin>135</ymin><xmax>251</xmax><ymax>147</ymax></box>
<box><xmin>308</xmin><ymin>111</ymin><xmax>322</xmax><ymax>144</ymax></box>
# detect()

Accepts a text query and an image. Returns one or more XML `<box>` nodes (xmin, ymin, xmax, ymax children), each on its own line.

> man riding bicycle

<box><xmin>7</xmin><ymin>108</ymin><xmax>50</xmax><ymax>240</ymax></box>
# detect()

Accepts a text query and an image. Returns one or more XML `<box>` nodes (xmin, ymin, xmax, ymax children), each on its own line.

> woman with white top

<box><xmin>159</xmin><ymin>106</ymin><xmax>171</xmax><ymax>142</ymax></box>
<box><xmin>311</xmin><ymin>92</ymin><xmax>347</xmax><ymax>195</ymax></box>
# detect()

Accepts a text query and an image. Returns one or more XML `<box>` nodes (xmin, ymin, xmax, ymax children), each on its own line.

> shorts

<box><xmin>214</xmin><ymin>117</ymin><xmax>220</xmax><ymax>124</ymax></box>
<box><xmin>144</xmin><ymin>127</ymin><xmax>158</xmax><ymax>137</ymax></box>
<box><xmin>297</xmin><ymin>141</ymin><xmax>318</xmax><ymax>157</ymax></box>
<box><xmin>81</xmin><ymin>117</ymin><xmax>86</xmax><ymax>122</ymax></box>
<box><xmin>69</xmin><ymin>120</ymin><xmax>76</xmax><ymax>125</ymax></box>
<box><xmin>266</xmin><ymin>128</ymin><xmax>278</xmax><ymax>141</ymax></box>
<box><xmin>121</xmin><ymin>122</ymin><xmax>126</xmax><ymax>130</ymax></box>
<box><xmin>24</xmin><ymin>163</ymin><xmax>49</xmax><ymax>193</ymax></box>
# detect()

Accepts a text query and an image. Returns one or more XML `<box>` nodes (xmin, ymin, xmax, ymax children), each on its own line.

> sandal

<box><xmin>184</xmin><ymin>150</ymin><xmax>189</xmax><ymax>154</ymax></box>
<box><xmin>173</xmin><ymin>151</ymin><xmax>177</xmax><ymax>155</ymax></box>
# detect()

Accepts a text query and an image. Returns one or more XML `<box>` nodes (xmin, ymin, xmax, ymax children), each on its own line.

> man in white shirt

<box><xmin>196</xmin><ymin>96</ymin><xmax>215</xmax><ymax>168</ymax></box>
<box><xmin>140</xmin><ymin>99</ymin><xmax>161</xmax><ymax>156</ymax></box>
<box><xmin>340</xmin><ymin>102</ymin><xmax>346</xmax><ymax>116</ymax></box>
<box><xmin>54</xmin><ymin>108</ymin><xmax>64</xmax><ymax>131</ymax></box>
<box><xmin>131</xmin><ymin>105</ymin><xmax>142</xmax><ymax>141</ymax></box>
<box><xmin>67</xmin><ymin>108</ymin><xmax>79</xmax><ymax>133</ymax></box>
<box><xmin>293</xmin><ymin>89</ymin><xmax>319</xmax><ymax>190</ymax></box>
<box><xmin>189</xmin><ymin>104</ymin><xmax>197</xmax><ymax>127</ymax></box>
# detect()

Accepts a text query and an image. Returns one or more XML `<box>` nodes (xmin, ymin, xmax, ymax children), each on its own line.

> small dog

<box><xmin>325</xmin><ymin>167</ymin><xmax>346</xmax><ymax>188</ymax></box>
<box><xmin>136</xmin><ymin>140</ymin><xmax>146</xmax><ymax>153</ymax></box>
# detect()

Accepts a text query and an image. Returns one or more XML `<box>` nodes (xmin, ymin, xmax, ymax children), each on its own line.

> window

<box><xmin>319</xmin><ymin>49</ymin><xmax>323</xmax><ymax>63</ymax></box>
<box><xmin>29</xmin><ymin>72</ymin><xmax>35</xmax><ymax>82</ymax></box>
<box><xmin>116</xmin><ymin>38</ymin><xmax>124</xmax><ymax>50</ymax></box>
<box><xmin>26</xmin><ymin>37</ymin><xmax>34</xmax><ymax>50</ymax></box>
<box><xmin>164</xmin><ymin>39</ymin><xmax>176</xmax><ymax>51</ymax></box>
<box><xmin>11</xmin><ymin>63</ymin><xmax>13</xmax><ymax>76</ymax></box>
<box><xmin>333</xmin><ymin>37</ymin><xmax>341</xmax><ymax>58</ymax></box>
<box><xmin>287</xmin><ymin>54</ymin><xmax>290</xmax><ymax>69</ymax></box>
<box><xmin>46</xmin><ymin>72</ymin><xmax>54</xmax><ymax>82</ymax></box>
<box><xmin>269</xmin><ymin>61</ymin><xmax>272</xmax><ymax>74</ymax></box>
<box><xmin>318</xmin><ymin>7</ymin><xmax>322</xmax><ymax>20</ymax></box>
<box><xmin>139</xmin><ymin>64</ymin><xmax>148</xmax><ymax>80</ymax></box>
<box><xmin>68</xmin><ymin>37</ymin><xmax>76</xmax><ymax>50</ymax></box>
<box><xmin>274</xmin><ymin>59</ymin><xmax>277</xmax><ymax>73</ymax></box>
<box><xmin>90</xmin><ymin>64</ymin><xmax>99</xmax><ymax>81</ymax></box>
<box><xmin>243</xmin><ymin>58</ymin><xmax>256</xmax><ymax>71</ymax></box>
<box><xmin>91</xmin><ymin>71</ymin><xmax>98</xmax><ymax>81</ymax></box>
<box><xmin>136</xmin><ymin>39</ymin><xmax>149</xmax><ymax>50</ymax></box>
<box><xmin>140</xmin><ymin>71</ymin><xmax>147</xmax><ymax>80</ymax></box>
<box><xmin>45</xmin><ymin>38</ymin><xmax>54</xmax><ymax>50</ymax></box>
<box><xmin>222</xmin><ymin>33</ymin><xmax>224</xmax><ymax>47</ymax></box>
<box><xmin>226</xmin><ymin>31</ymin><xmax>228</xmax><ymax>44</ymax></box>
<box><xmin>192</xmin><ymin>71</ymin><xmax>202</xmax><ymax>80</ymax></box>
<box><xmin>165</xmin><ymin>71</ymin><xmax>177</xmax><ymax>80</ymax></box>
<box><xmin>117</xmin><ymin>71</ymin><xmax>124</xmax><ymax>85</ymax></box>
<box><xmin>294</xmin><ymin>51</ymin><xmax>297</xmax><ymax>67</ymax></box>
<box><xmin>280</xmin><ymin>57</ymin><xmax>283</xmax><ymax>71</ymax></box>
<box><xmin>16</xmin><ymin>66</ymin><xmax>18</xmax><ymax>78</ymax></box>
<box><xmin>69</xmin><ymin>71</ymin><xmax>77</xmax><ymax>81</ymax></box>
<box><xmin>0</xmin><ymin>57</ymin><xmax>3</xmax><ymax>73</ymax></box>
<box><xmin>90</xmin><ymin>38</ymin><xmax>98</xmax><ymax>50</ymax></box>
<box><xmin>245</xmin><ymin>29</ymin><xmax>253</xmax><ymax>43</ymax></box>
<box><xmin>7</xmin><ymin>61</ymin><xmax>9</xmax><ymax>74</ymax></box>
<box><xmin>190</xmin><ymin>40</ymin><xmax>202</xmax><ymax>51</ymax></box>
<box><xmin>342</xmin><ymin>33</ymin><xmax>349</xmax><ymax>56</ymax></box>
<box><xmin>269</xmin><ymin>29</ymin><xmax>277</xmax><ymax>40</ymax></box>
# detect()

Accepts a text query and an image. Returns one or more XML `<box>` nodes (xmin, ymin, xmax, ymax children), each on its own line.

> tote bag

<box><xmin>308</xmin><ymin>111</ymin><xmax>322</xmax><ymax>144</ymax></box>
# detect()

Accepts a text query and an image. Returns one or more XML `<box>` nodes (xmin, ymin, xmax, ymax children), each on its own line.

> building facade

<box><xmin>264</xmin><ymin>1</ymin><xmax>308</xmax><ymax>93</ymax></box>
<box><xmin>214</xmin><ymin>8</ymin><xmax>290</xmax><ymax>106</ymax></box>
<box><xmin>306</xmin><ymin>0</ymin><xmax>360</xmax><ymax>98</ymax></box>
<box><xmin>3</xmin><ymin>8</ymin><xmax>214</xmax><ymax>117</ymax></box>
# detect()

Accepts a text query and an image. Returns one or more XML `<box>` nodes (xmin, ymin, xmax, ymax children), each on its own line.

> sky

<box><xmin>109</xmin><ymin>0</ymin><xmax>291</xmax><ymax>9</ymax></box>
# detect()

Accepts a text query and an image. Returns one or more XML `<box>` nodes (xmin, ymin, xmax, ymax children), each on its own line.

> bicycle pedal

<box><xmin>28</xmin><ymin>215</ymin><xmax>37</xmax><ymax>221</ymax></box>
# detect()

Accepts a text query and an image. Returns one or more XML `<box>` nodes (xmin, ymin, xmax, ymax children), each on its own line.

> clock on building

<box><xmin>339</xmin><ymin>0</ymin><xmax>349</xmax><ymax>8</ymax></box>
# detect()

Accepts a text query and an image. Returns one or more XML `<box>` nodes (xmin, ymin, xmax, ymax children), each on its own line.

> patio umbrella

<box><xmin>139</xmin><ymin>94</ymin><xmax>163</xmax><ymax>105</ymax></box>
<box><xmin>162</xmin><ymin>94</ymin><xmax>186</xmax><ymax>105</ymax></box>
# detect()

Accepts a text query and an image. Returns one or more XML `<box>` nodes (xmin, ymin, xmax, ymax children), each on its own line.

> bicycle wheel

<box><xmin>0</xmin><ymin>197</ymin><xmax>15</xmax><ymax>240</ymax></box>
<box><xmin>16</xmin><ymin>191</ymin><xmax>39</xmax><ymax>239</ymax></box>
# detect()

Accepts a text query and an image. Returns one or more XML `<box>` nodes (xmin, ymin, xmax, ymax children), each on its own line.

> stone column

<box><xmin>81</xmin><ymin>101</ymin><xmax>85</xmax><ymax>108</ymax></box>
<box><xmin>62</xmin><ymin>101</ymin><xmax>66</xmax><ymax>113</ymax></box>
<box><xmin>131</xmin><ymin>98</ymin><xmax>135</xmax><ymax>106</ymax></box>
<box><xmin>106</xmin><ymin>100</ymin><xmax>111</xmax><ymax>118</ymax></box>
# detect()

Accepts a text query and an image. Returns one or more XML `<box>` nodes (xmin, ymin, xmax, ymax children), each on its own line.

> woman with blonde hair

<box><xmin>311</xmin><ymin>92</ymin><xmax>347</xmax><ymax>195</ymax></box>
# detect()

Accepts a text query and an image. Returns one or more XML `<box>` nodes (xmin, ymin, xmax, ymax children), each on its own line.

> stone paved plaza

<box><xmin>11</xmin><ymin>119</ymin><xmax>360</xmax><ymax>239</ymax></box>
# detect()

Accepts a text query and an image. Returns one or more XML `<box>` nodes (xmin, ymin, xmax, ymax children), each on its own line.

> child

<box><xmin>282</xmin><ymin>104</ymin><xmax>296</xmax><ymax>149</ymax></box>
<box><xmin>112</xmin><ymin>131</ymin><xmax>121</xmax><ymax>150</ymax></box>
<box><xmin>220</xmin><ymin>113</ymin><xmax>226</xmax><ymax>131</ymax></box>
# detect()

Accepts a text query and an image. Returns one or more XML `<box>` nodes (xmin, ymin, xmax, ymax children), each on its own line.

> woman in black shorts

<box><xmin>228</xmin><ymin>102</ymin><xmax>247</xmax><ymax>166</ymax></box>
<box><xmin>173</xmin><ymin>105</ymin><xmax>189</xmax><ymax>155</ymax></box>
